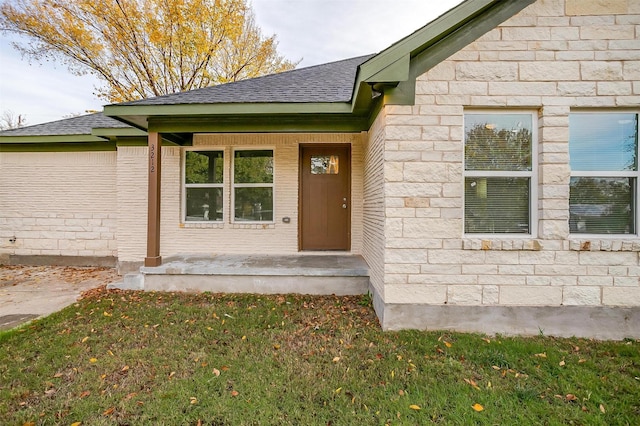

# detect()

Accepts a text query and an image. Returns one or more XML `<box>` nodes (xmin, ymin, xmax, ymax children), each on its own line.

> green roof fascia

<box><xmin>147</xmin><ymin>113</ymin><xmax>370</xmax><ymax>134</ymax></box>
<box><xmin>92</xmin><ymin>127</ymin><xmax>147</xmax><ymax>138</ymax></box>
<box><xmin>104</xmin><ymin>102</ymin><xmax>355</xmax><ymax>131</ymax></box>
<box><xmin>0</xmin><ymin>134</ymin><xmax>108</xmax><ymax>144</ymax></box>
<box><xmin>351</xmin><ymin>0</ymin><xmax>536</xmax><ymax>107</ymax></box>
<box><xmin>0</xmin><ymin>141</ymin><xmax>116</xmax><ymax>152</ymax></box>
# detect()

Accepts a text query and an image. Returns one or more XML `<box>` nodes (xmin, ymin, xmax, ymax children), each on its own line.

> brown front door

<box><xmin>300</xmin><ymin>145</ymin><xmax>351</xmax><ymax>250</ymax></box>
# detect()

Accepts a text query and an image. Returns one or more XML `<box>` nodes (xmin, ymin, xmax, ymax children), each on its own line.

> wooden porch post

<box><xmin>145</xmin><ymin>131</ymin><xmax>162</xmax><ymax>267</ymax></box>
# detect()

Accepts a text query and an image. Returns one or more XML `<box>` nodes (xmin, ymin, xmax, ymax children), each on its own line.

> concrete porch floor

<box><xmin>111</xmin><ymin>254</ymin><xmax>370</xmax><ymax>295</ymax></box>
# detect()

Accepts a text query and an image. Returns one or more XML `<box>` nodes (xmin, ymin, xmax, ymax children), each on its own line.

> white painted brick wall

<box><xmin>0</xmin><ymin>151</ymin><xmax>117</xmax><ymax>258</ymax></box>
<box><xmin>113</xmin><ymin>134</ymin><xmax>366</xmax><ymax>263</ymax></box>
<box><xmin>380</xmin><ymin>0</ymin><xmax>640</xmax><ymax>309</ymax></box>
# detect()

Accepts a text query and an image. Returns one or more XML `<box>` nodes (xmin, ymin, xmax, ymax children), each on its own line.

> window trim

<box><xmin>462</xmin><ymin>110</ymin><xmax>538</xmax><ymax>238</ymax></box>
<box><xmin>569</xmin><ymin>110</ymin><xmax>640</xmax><ymax>237</ymax></box>
<box><xmin>183</xmin><ymin>148</ymin><xmax>225</xmax><ymax>223</ymax></box>
<box><xmin>231</xmin><ymin>147</ymin><xmax>275</xmax><ymax>224</ymax></box>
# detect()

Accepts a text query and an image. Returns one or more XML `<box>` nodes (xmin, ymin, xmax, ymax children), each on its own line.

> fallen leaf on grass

<box><xmin>103</xmin><ymin>407</ymin><xmax>115</xmax><ymax>416</ymax></box>
<box><xmin>534</xmin><ymin>353</ymin><xmax>547</xmax><ymax>358</ymax></box>
<box><xmin>231</xmin><ymin>390</ymin><xmax>239</xmax><ymax>397</ymax></box>
<box><xmin>409</xmin><ymin>404</ymin><xmax>421</xmax><ymax>410</ymax></box>
<box><xmin>190</xmin><ymin>397</ymin><xmax>197</xmax><ymax>405</ymax></box>
<box><xmin>22</xmin><ymin>422</ymin><xmax>35</xmax><ymax>426</ymax></box>
<box><xmin>464</xmin><ymin>378</ymin><xmax>480</xmax><ymax>390</ymax></box>
<box><xmin>212</xmin><ymin>368</ymin><xmax>221</xmax><ymax>377</ymax></box>
<box><xmin>472</xmin><ymin>403</ymin><xmax>484</xmax><ymax>412</ymax></box>
<box><xmin>70</xmin><ymin>422</ymin><xmax>82</xmax><ymax>426</ymax></box>
<box><xmin>566</xmin><ymin>394</ymin><xmax>578</xmax><ymax>402</ymax></box>
<box><xmin>53</xmin><ymin>372</ymin><xmax>63</xmax><ymax>378</ymax></box>
<box><xmin>444</xmin><ymin>341</ymin><xmax>452</xmax><ymax>348</ymax></box>
<box><xmin>81</xmin><ymin>336</ymin><xmax>89</xmax><ymax>343</ymax></box>
<box><xmin>333</xmin><ymin>357</ymin><xmax>340</xmax><ymax>363</ymax></box>
<box><xmin>79</xmin><ymin>390</ymin><xmax>91</xmax><ymax>398</ymax></box>
<box><xmin>599</xmin><ymin>404</ymin><xmax>606</xmax><ymax>413</ymax></box>
<box><xmin>559</xmin><ymin>360</ymin><xmax>566</xmax><ymax>366</ymax></box>
<box><xmin>89</xmin><ymin>358</ymin><xmax>98</xmax><ymax>363</ymax></box>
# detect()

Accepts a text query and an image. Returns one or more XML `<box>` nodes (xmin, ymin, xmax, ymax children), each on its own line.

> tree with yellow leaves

<box><xmin>0</xmin><ymin>0</ymin><xmax>297</xmax><ymax>103</ymax></box>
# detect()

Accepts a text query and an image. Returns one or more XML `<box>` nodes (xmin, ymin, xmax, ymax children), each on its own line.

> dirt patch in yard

<box><xmin>0</xmin><ymin>265</ymin><xmax>118</xmax><ymax>289</ymax></box>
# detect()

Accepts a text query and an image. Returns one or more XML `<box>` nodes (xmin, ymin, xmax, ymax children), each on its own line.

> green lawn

<box><xmin>1</xmin><ymin>288</ymin><xmax>638</xmax><ymax>425</ymax></box>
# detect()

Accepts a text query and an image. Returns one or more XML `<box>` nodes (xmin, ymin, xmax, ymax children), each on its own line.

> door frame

<box><xmin>298</xmin><ymin>143</ymin><xmax>352</xmax><ymax>251</ymax></box>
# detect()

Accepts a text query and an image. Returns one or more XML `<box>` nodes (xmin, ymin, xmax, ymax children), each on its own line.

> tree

<box><xmin>0</xmin><ymin>0</ymin><xmax>297</xmax><ymax>103</ymax></box>
<box><xmin>0</xmin><ymin>110</ymin><xmax>27</xmax><ymax>130</ymax></box>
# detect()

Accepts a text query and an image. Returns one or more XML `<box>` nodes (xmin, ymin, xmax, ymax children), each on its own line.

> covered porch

<box><xmin>111</xmin><ymin>254</ymin><xmax>370</xmax><ymax>296</ymax></box>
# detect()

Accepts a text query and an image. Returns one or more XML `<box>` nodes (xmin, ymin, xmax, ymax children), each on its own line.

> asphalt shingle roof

<box><xmin>0</xmin><ymin>112</ymin><xmax>130</xmax><ymax>137</ymax></box>
<box><xmin>116</xmin><ymin>55</ymin><xmax>374</xmax><ymax>106</ymax></box>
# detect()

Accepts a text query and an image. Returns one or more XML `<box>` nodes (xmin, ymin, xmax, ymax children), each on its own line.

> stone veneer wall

<box><xmin>0</xmin><ymin>151</ymin><xmax>118</xmax><ymax>262</ymax></box>
<box><xmin>116</xmin><ymin>134</ymin><xmax>365</xmax><ymax>264</ymax></box>
<box><xmin>377</xmin><ymin>0</ymin><xmax>640</xmax><ymax>338</ymax></box>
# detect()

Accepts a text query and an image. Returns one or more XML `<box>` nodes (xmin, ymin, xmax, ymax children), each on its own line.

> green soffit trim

<box><xmin>0</xmin><ymin>135</ymin><xmax>109</xmax><ymax>145</ymax></box>
<box><xmin>0</xmin><ymin>141</ymin><xmax>117</xmax><ymax>152</ymax></box>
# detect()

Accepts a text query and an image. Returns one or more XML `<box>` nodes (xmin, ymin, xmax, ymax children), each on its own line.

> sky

<box><xmin>0</xmin><ymin>0</ymin><xmax>464</xmax><ymax>126</ymax></box>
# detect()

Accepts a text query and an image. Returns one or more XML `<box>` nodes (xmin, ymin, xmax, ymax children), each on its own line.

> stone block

<box><xmin>500</xmin><ymin>286</ymin><xmax>563</xmax><ymax>305</ymax></box>
<box><xmin>455</xmin><ymin>62</ymin><xmax>518</xmax><ymax>81</ymax></box>
<box><xmin>482</xmin><ymin>285</ymin><xmax>500</xmax><ymax>304</ymax></box>
<box><xmin>520</xmin><ymin>62</ymin><xmax>580</xmax><ymax>81</ymax></box>
<box><xmin>603</xmin><ymin>287</ymin><xmax>640</xmax><ymax>306</ymax></box>
<box><xmin>581</xmin><ymin>61</ymin><xmax>623</xmax><ymax>81</ymax></box>
<box><xmin>598</xmin><ymin>81</ymin><xmax>632</xmax><ymax>96</ymax></box>
<box><xmin>563</xmin><ymin>287</ymin><xmax>602</xmax><ymax>306</ymax></box>
<box><xmin>566</xmin><ymin>0</ymin><xmax>628</xmax><ymax>15</ymax></box>
<box><xmin>448</xmin><ymin>285</ymin><xmax>483</xmax><ymax>305</ymax></box>
<box><xmin>384</xmin><ymin>284</ymin><xmax>447</xmax><ymax>304</ymax></box>
<box><xmin>402</xmin><ymin>218</ymin><xmax>461</xmax><ymax>238</ymax></box>
<box><xmin>579</xmin><ymin>25</ymin><xmax>635</xmax><ymax>40</ymax></box>
<box><xmin>613</xmin><ymin>277</ymin><xmax>639</xmax><ymax>287</ymax></box>
<box><xmin>385</xmin><ymin>249</ymin><xmax>428</xmax><ymax>264</ymax></box>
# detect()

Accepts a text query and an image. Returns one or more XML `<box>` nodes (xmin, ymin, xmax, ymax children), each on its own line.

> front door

<box><xmin>300</xmin><ymin>145</ymin><xmax>351</xmax><ymax>250</ymax></box>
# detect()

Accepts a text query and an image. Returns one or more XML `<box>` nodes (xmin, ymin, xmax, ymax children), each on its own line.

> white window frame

<box><xmin>569</xmin><ymin>109</ymin><xmax>640</xmax><ymax>237</ymax></box>
<box><xmin>183</xmin><ymin>148</ymin><xmax>225</xmax><ymax>223</ymax></box>
<box><xmin>462</xmin><ymin>110</ymin><xmax>538</xmax><ymax>237</ymax></box>
<box><xmin>232</xmin><ymin>147</ymin><xmax>275</xmax><ymax>224</ymax></box>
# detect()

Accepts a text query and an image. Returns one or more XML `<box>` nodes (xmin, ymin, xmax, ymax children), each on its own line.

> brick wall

<box><xmin>380</xmin><ymin>0</ymin><xmax>640</xmax><ymax>310</ymax></box>
<box><xmin>0</xmin><ymin>151</ymin><xmax>117</xmax><ymax>259</ymax></box>
<box><xmin>116</xmin><ymin>134</ymin><xmax>366</xmax><ymax>263</ymax></box>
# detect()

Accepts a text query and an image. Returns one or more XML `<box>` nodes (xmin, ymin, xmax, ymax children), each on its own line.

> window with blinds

<box><xmin>464</xmin><ymin>112</ymin><xmax>536</xmax><ymax>234</ymax></box>
<box><xmin>569</xmin><ymin>112</ymin><xmax>639</xmax><ymax>234</ymax></box>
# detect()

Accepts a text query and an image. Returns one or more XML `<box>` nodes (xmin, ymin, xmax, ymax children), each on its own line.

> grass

<box><xmin>0</xmin><ymin>288</ymin><xmax>638</xmax><ymax>425</ymax></box>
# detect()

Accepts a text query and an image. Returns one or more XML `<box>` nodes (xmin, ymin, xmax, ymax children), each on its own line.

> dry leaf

<box><xmin>444</xmin><ymin>341</ymin><xmax>452</xmax><ymax>348</ymax></box>
<box><xmin>566</xmin><ymin>394</ymin><xmax>578</xmax><ymax>402</ymax></box>
<box><xmin>409</xmin><ymin>404</ymin><xmax>421</xmax><ymax>410</ymax></box>
<box><xmin>71</xmin><ymin>422</ymin><xmax>82</xmax><ymax>426</ymax></box>
<box><xmin>103</xmin><ymin>311</ymin><xmax>112</xmax><ymax>317</ymax></box>
<box><xmin>464</xmin><ymin>378</ymin><xmax>480</xmax><ymax>390</ymax></box>
<box><xmin>103</xmin><ymin>407</ymin><xmax>115</xmax><ymax>416</ymax></box>
<box><xmin>168</xmin><ymin>371</ymin><xmax>176</xmax><ymax>379</ymax></box>
<box><xmin>482</xmin><ymin>338</ymin><xmax>491</xmax><ymax>344</ymax></box>
<box><xmin>121</xmin><ymin>365</ymin><xmax>130</xmax><ymax>372</ymax></box>
<box><xmin>81</xmin><ymin>336</ymin><xmax>89</xmax><ymax>343</ymax></box>
<box><xmin>534</xmin><ymin>353</ymin><xmax>547</xmax><ymax>358</ymax></box>
<box><xmin>333</xmin><ymin>357</ymin><xmax>340</xmax><ymax>363</ymax></box>
<box><xmin>53</xmin><ymin>372</ymin><xmax>63</xmax><ymax>378</ymax></box>
<box><xmin>212</xmin><ymin>368</ymin><xmax>221</xmax><ymax>377</ymax></box>
<box><xmin>398</xmin><ymin>389</ymin><xmax>405</xmax><ymax>396</ymax></box>
<box><xmin>599</xmin><ymin>404</ymin><xmax>606</xmax><ymax>413</ymax></box>
<box><xmin>559</xmin><ymin>360</ymin><xmax>566</xmax><ymax>366</ymax></box>
<box><xmin>231</xmin><ymin>390</ymin><xmax>239</xmax><ymax>397</ymax></box>
<box><xmin>79</xmin><ymin>390</ymin><xmax>91</xmax><ymax>398</ymax></box>
<box><xmin>472</xmin><ymin>403</ymin><xmax>484</xmax><ymax>412</ymax></box>
<box><xmin>89</xmin><ymin>358</ymin><xmax>98</xmax><ymax>363</ymax></box>
<box><xmin>190</xmin><ymin>397</ymin><xmax>197</xmax><ymax>405</ymax></box>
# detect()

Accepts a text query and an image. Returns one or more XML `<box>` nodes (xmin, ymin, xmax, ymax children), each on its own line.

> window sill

<box><xmin>462</xmin><ymin>239</ymin><xmax>542</xmax><ymax>251</ymax></box>
<box><xmin>181</xmin><ymin>222</ymin><xmax>225</xmax><ymax>229</ymax></box>
<box><xmin>569</xmin><ymin>239</ymin><xmax>640</xmax><ymax>252</ymax></box>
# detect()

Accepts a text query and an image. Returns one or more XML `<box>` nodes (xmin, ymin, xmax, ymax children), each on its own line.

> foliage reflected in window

<box><xmin>464</xmin><ymin>113</ymin><xmax>534</xmax><ymax>234</ymax></box>
<box><xmin>569</xmin><ymin>113</ymin><xmax>639</xmax><ymax>234</ymax></box>
<box><xmin>233</xmin><ymin>150</ymin><xmax>274</xmax><ymax>222</ymax></box>
<box><xmin>184</xmin><ymin>151</ymin><xmax>223</xmax><ymax>222</ymax></box>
